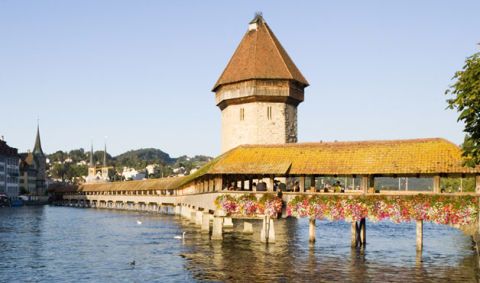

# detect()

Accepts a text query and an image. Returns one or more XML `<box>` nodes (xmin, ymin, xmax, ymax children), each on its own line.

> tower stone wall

<box><xmin>217</xmin><ymin>80</ymin><xmax>302</xmax><ymax>152</ymax></box>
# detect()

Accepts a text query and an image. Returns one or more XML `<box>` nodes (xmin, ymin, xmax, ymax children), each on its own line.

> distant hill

<box><xmin>45</xmin><ymin>148</ymin><xmax>213</xmax><ymax>181</ymax></box>
<box><xmin>115</xmin><ymin>148</ymin><xmax>174</xmax><ymax>168</ymax></box>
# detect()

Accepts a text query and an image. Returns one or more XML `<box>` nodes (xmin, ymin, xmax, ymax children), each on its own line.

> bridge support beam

<box><xmin>261</xmin><ymin>216</ymin><xmax>276</xmax><ymax>243</ymax></box>
<box><xmin>352</xmin><ymin>218</ymin><xmax>366</xmax><ymax>248</ymax></box>
<box><xmin>299</xmin><ymin>176</ymin><xmax>305</xmax><ymax>193</ymax></box>
<box><xmin>309</xmin><ymin>218</ymin><xmax>316</xmax><ymax>243</ymax></box>
<box><xmin>268</xmin><ymin>177</ymin><xmax>275</xmax><ymax>192</ymax></box>
<box><xmin>310</xmin><ymin>176</ymin><xmax>316</xmax><ymax>192</ymax></box>
<box><xmin>223</xmin><ymin>217</ymin><xmax>234</xmax><ymax>228</ymax></box>
<box><xmin>201</xmin><ymin>213</ymin><xmax>210</xmax><ymax>233</ymax></box>
<box><xmin>190</xmin><ymin>211</ymin><xmax>197</xmax><ymax>223</ymax></box>
<box><xmin>243</xmin><ymin>222</ymin><xmax>253</xmax><ymax>234</ymax></box>
<box><xmin>369</xmin><ymin>176</ymin><xmax>375</xmax><ymax>192</ymax></box>
<box><xmin>361</xmin><ymin>176</ymin><xmax>368</xmax><ymax>194</ymax></box>
<box><xmin>212</xmin><ymin>217</ymin><xmax>223</xmax><ymax>240</ymax></box>
<box><xmin>416</xmin><ymin>220</ymin><xmax>423</xmax><ymax>252</ymax></box>
<box><xmin>433</xmin><ymin>175</ymin><xmax>441</xmax><ymax>193</ymax></box>
<box><xmin>195</xmin><ymin>211</ymin><xmax>203</xmax><ymax>226</ymax></box>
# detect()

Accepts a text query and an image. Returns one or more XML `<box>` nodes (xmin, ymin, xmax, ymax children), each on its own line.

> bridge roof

<box><xmin>62</xmin><ymin>138</ymin><xmax>479</xmax><ymax>194</ymax></box>
<box><xmin>203</xmin><ymin>138</ymin><xmax>480</xmax><ymax>176</ymax></box>
<box><xmin>79</xmin><ymin>177</ymin><xmax>183</xmax><ymax>192</ymax></box>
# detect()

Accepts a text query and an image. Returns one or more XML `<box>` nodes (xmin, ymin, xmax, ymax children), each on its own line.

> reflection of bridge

<box><xmin>55</xmin><ymin>139</ymin><xmax>480</xmax><ymax>252</ymax></box>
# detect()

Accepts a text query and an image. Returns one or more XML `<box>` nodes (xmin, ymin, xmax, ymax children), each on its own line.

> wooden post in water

<box><xmin>309</xmin><ymin>218</ymin><xmax>316</xmax><ymax>243</ymax></box>
<box><xmin>360</xmin><ymin>218</ymin><xmax>366</xmax><ymax>246</ymax></box>
<box><xmin>261</xmin><ymin>215</ymin><xmax>276</xmax><ymax>243</ymax></box>
<box><xmin>416</xmin><ymin>220</ymin><xmax>423</xmax><ymax>252</ymax></box>
<box><xmin>351</xmin><ymin>222</ymin><xmax>357</xmax><ymax>247</ymax></box>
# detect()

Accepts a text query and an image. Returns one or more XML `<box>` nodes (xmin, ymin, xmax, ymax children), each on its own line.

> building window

<box><xmin>240</xmin><ymin>108</ymin><xmax>245</xmax><ymax>121</ymax></box>
<box><xmin>267</xmin><ymin>106</ymin><xmax>272</xmax><ymax>120</ymax></box>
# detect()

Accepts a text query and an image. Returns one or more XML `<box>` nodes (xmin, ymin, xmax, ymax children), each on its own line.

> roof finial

<box><xmin>249</xmin><ymin>12</ymin><xmax>263</xmax><ymax>31</ymax></box>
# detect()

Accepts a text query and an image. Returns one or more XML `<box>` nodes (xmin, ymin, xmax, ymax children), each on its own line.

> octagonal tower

<box><xmin>213</xmin><ymin>14</ymin><xmax>309</xmax><ymax>153</ymax></box>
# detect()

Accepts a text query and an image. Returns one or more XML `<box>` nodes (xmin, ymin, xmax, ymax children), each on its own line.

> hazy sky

<box><xmin>1</xmin><ymin>1</ymin><xmax>479</xmax><ymax>157</ymax></box>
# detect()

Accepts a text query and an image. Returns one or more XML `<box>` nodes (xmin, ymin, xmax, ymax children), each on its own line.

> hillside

<box><xmin>45</xmin><ymin>148</ymin><xmax>213</xmax><ymax>182</ymax></box>
<box><xmin>115</xmin><ymin>148</ymin><xmax>174</xmax><ymax>168</ymax></box>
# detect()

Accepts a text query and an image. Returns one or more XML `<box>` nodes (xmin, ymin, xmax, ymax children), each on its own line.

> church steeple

<box><xmin>33</xmin><ymin>123</ymin><xmax>44</xmax><ymax>156</ymax></box>
<box><xmin>103</xmin><ymin>143</ymin><xmax>107</xmax><ymax>166</ymax></box>
<box><xmin>89</xmin><ymin>142</ymin><xmax>94</xmax><ymax>167</ymax></box>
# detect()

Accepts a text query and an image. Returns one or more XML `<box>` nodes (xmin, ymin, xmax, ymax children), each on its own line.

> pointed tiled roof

<box><xmin>33</xmin><ymin>125</ymin><xmax>44</xmax><ymax>156</ymax></box>
<box><xmin>213</xmin><ymin>15</ymin><xmax>309</xmax><ymax>91</ymax></box>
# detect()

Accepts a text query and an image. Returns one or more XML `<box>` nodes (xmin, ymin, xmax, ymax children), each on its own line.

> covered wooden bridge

<box><xmin>58</xmin><ymin>138</ymin><xmax>480</xmax><ymax>249</ymax></box>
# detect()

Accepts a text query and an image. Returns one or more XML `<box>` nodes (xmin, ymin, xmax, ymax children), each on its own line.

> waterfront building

<box><xmin>121</xmin><ymin>167</ymin><xmax>146</xmax><ymax>181</ymax></box>
<box><xmin>19</xmin><ymin>151</ymin><xmax>38</xmax><ymax>195</ymax></box>
<box><xmin>0</xmin><ymin>137</ymin><xmax>20</xmax><ymax>197</ymax></box>
<box><xmin>18</xmin><ymin>125</ymin><xmax>47</xmax><ymax>196</ymax></box>
<box><xmin>213</xmin><ymin>14</ymin><xmax>309</xmax><ymax>153</ymax></box>
<box><xmin>146</xmin><ymin>164</ymin><xmax>158</xmax><ymax>176</ymax></box>
<box><xmin>85</xmin><ymin>143</ymin><xmax>111</xmax><ymax>183</ymax></box>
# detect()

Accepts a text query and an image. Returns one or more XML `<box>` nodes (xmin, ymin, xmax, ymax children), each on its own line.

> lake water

<box><xmin>0</xmin><ymin>206</ymin><xmax>478</xmax><ymax>282</ymax></box>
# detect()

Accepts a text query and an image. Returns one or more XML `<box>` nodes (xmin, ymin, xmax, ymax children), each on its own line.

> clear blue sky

<box><xmin>1</xmin><ymin>1</ymin><xmax>479</xmax><ymax>157</ymax></box>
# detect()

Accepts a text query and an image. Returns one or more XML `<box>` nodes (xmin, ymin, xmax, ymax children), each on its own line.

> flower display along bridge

<box><xmin>56</xmin><ymin>138</ymin><xmax>480</xmax><ymax>251</ymax></box>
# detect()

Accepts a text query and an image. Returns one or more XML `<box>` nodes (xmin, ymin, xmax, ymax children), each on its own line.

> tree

<box><xmin>446</xmin><ymin>52</ymin><xmax>480</xmax><ymax>166</ymax></box>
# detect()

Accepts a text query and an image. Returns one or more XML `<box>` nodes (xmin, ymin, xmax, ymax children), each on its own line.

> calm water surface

<box><xmin>0</xmin><ymin>206</ymin><xmax>479</xmax><ymax>282</ymax></box>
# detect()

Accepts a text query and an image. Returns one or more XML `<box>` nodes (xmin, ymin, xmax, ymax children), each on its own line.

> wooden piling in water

<box><xmin>351</xmin><ymin>222</ymin><xmax>357</xmax><ymax>248</ymax></box>
<box><xmin>416</xmin><ymin>220</ymin><xmax>423</xmax><ymax>252</ymax></box>
<box><xmin>309</xmin><ymin>218</ymin><xmax>316</xmax><ymax>243</ymax></box>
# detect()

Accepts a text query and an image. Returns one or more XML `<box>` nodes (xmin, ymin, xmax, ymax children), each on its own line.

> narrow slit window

<box><xmin>240</xmin><ymin>108</ymin><xmax>245</xmax><ymax>121</ymax></box>
<box><xmin>267</xmin><ymin>106</ymin><xmax>272</xmax><ymax>120</ymax></box>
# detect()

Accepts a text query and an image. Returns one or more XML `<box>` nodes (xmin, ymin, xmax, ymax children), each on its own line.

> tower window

<box><xmin>267</xmin><ymin>106</ymin><xmax>272</xmax><ymax>120</ymax></box>
<box><xmin>240</xmin><ymin>108</ymin><xmax>245</xmax><ymax>121</ymax></box>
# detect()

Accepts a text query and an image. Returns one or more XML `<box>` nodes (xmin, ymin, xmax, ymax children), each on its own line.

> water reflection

<box><xmin>0</xmin><ymin>206</ymin><xmax>478</xmax><ymax>282</ymax></box>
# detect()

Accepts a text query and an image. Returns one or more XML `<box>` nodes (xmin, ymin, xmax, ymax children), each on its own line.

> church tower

<box><xmin>32</xmin><ymin>124</ymin><xmax>46</xmax><ymax>194</ymax></box>
<box><xmin>213</xmin><ymin>14</ymin><xmax>309</xmax><ymax>153</ymax></box>
<box><xmin>87</xmin><ymin>143</ymin><xmax>96</xmax><ymax>180</ymax></box>
<box><xmin>101</xmin><ymin>143</ymin><xmax>109</xmax><ymax>180</ymax></box>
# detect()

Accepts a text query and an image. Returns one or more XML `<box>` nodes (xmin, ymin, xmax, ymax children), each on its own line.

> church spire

<box><xmin>103</xmin><ymin>143</ymin><xmax>107</xmax><ymax>166</ymax></box>
<box><xmin>33</xmin><ymin>122</ymin><xmax>44</xmax><ymax>156</ymax></box>
<box><xmin>89</xmin><ymin>142</ymin><xmax>94</xmax><ymax>167</ymax></box>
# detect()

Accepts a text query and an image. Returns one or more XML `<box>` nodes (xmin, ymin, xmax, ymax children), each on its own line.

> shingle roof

<box><xmin>79</xmin><ymin>177</ymin><xmax>184</xmax><ymax>192</ymax></box>
<box><xmin>56</xmin><ymin>138</ymin><xmax>479</xmax><ymax>194</ymax></box>
<box><xmin>0</xmin><ymin>140</ymin><xmax>18</xmax><ymax>157</ymax></box>
<box><xmin>213</xmin><ymin>15</ymin><xmax>309</xmax><ymax>91</ymax></box>
<box><xmin>205</xmin><ymin>138</ymin><xmax>480</xmax><ymax>176</ymax></box>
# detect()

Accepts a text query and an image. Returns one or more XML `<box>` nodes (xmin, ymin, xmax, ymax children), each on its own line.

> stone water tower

<box><xmin>213</xmin><ymin>14</ymin><xmax>309</xmax><ymax>153</ymax></box>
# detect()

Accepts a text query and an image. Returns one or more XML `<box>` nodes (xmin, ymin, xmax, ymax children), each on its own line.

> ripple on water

<box><xmin>0</xmin><ymin>206</ymin><xmax>479</xmax><ymax>282</ymax></box>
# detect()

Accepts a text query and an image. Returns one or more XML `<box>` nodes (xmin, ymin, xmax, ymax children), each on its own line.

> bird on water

<box><xmin>174</xmin><ymin>232</ymin><xmax>186</xmax><ymax>239</ymax></box>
